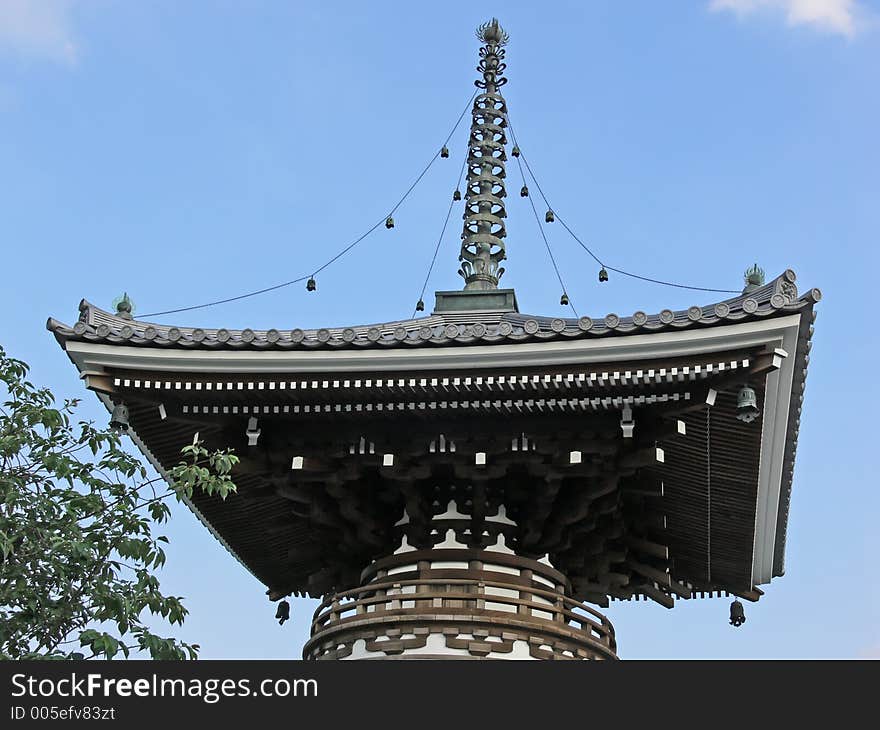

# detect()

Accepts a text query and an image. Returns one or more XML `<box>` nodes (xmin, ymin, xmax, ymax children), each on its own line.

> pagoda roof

<box><xmin>46</xmin><ymin>271</ymin><xmax>820</xmax><ymax>601</ymax></box>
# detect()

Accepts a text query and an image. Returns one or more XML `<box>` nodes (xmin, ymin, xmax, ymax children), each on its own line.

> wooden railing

<box><xmin>305</xmin><ymin>572</ymin><xmax>617</xmax><ymax>660</ymax></box>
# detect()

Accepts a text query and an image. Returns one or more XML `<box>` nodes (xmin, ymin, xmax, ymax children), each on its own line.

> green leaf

<box><xmin>0</xmin><ymin>343</ymin><xmax>235</xmax><ymax>662</ymax></box>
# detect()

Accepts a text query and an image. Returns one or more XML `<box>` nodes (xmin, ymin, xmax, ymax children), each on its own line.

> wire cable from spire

<box><xmin>139</xmin><ymin>91</ymin><xmax>478</xmax><ymax>319</ymax></box>
<box><xmin>412</xmin><ymin>154</ymin><xmax>469</xmax><ymax>318</ymax></box>
<box><xmin>506</xmin><ymin>119</ymin><xmax>740</xmax><ymax>296</ymax></box>
<box><xmin>510</xmin><ymin>148</ymin><xmax>578</xmax><ymax>317</ymax></box>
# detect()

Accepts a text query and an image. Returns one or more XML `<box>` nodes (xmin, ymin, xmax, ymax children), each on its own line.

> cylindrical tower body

<box><xmin>304</xmin><ymin>502</ymin><xmax>617</xmax><ymax>660</ymax></box>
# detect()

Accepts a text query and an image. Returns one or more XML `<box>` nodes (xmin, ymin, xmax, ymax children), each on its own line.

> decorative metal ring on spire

<box><xmin>458</xmin><ymin>19</ymin><xmax>510</xmax><ymax>291</ymax></box>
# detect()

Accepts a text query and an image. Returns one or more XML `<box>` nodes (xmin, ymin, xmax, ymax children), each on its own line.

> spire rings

<box><xmin>469</xmin><ymin>137</ymin><xmax>507</xmax><ymax>154</ymax></box>
<box><xmin>467</xmin><ymin>162</ymin><xmax>506</xmax><ymax>180</ymax></box>
<box><xmin>474</xmin><ymin>92</ymin><xmax>508</xmax><ymax>109</ymax></box>
<box><xmin>472</xmin><ymin>105</ymin><xmax>507</xmax><ymax>122</ymax></box>
<box><xmin>465</xmin><ymin>193</ymin><xmax>507</xmax><ymax>211</ymax></box>
<box><xmin>459</xmin><ymin>20</ymin><xmax>511</xmax><ymax>290</ymax></box>
<box><xmin>470</xmin><ymin>124</ymin><xmax>507</xmax><ymax>143</ymax></box>
<box><xmin>464</xmin><ymin>212</ymin><xmax>506</xmax><ymax>232</ymax></box>
<box><xmin>461</xmin><ymin>232</ymin><xmax>506</xmax><ymax>252</ymax></box>
<box><xmin>465</xmin><ymin>171</ymin><xmax>505</xmax><ymax>188</ymax></box>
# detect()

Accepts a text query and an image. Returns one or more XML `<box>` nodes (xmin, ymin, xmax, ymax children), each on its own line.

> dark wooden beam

<box><xmin>625</xmin><ymin>535</ymin><xmax>669</xmax><ymax>560</ymax></box>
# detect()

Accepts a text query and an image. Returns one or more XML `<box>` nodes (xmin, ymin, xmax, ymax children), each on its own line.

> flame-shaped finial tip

<box><xmin>476</xmin><ymin>18</ymin><xmax>509</xmax><ymax>46</ymax></box>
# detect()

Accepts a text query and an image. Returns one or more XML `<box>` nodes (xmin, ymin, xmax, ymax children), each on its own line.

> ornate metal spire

<box><xmin>457</xmin><ymin>18</ymin><xmax>510</xmax><ymax>291</ymax></box>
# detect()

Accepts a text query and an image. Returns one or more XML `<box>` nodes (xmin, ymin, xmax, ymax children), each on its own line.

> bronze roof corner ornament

<box><xmin>459</xmin><ymin>19</ymin><xmax>510</xmax><ymax>291</ymax></box>
<box><xmin>743</xmin><ymin>263</ymin><xmax>765</xmax><ymax>293</ymax></box>
<box><xmin>113</xmin><ymin>292</ymin><xmax>134</xmax><ymax>320</ymax></box>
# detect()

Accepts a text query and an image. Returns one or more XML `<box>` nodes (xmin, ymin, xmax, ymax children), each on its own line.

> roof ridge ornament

<box><xmin>112</xmin><ymin>292</ymin><xmax>134</xmax><ymax>320</ymax></box>
<box><xmin>743</xmin><ymin>264</ymin><xmax>765</xmax><ymax>293</ymax></box>
<box><xmin>458</xmin><ymin>19</ymin><xmax>510</xmax><ymax>291</ymax></box>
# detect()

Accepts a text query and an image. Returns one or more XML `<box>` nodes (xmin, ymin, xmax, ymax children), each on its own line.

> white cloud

<box><xmin>0</xmin><ymin>0</ymin><xmax>79</xmax><ymax>64</ymax></box>
<box><xmin>710</xmin><ymin>0</ymin><xmax>868</xmax><ymax>36</ymax></box>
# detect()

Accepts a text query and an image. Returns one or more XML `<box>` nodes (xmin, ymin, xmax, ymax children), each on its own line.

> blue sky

<box><xmin>1</xmin><ymin>0</ymin><xmax>877</xmax><ymax>658</ymax></box>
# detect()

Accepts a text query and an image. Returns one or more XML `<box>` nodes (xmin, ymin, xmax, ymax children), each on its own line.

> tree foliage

<box><xmin>0</xmin><ymin>345</ymin><xmax>238</xmax><ymax>659</ymax></box>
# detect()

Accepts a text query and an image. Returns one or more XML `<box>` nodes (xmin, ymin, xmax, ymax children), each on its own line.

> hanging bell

<box><xmin>306</xmin><ymin>277</ymin><xmax>316</xmax><ymax>292</ymax></box>
<box><xmin>440</xmin><ymin>145</ymin><xmax>449</xmax><ymax>158</ymax></box>
<box><xmin>520</xmin><ymin>185</ymin><xmax>529</xmax><ymax>197</ymax></box>
<box><xmin>109</xmin><ymin>403</ymin><xmax>130</xmax><ymax>432</ymax></box>
<box><xmin>729</xmin><ymin>599</ymin><xmax>746</xmax><ymax>627</ymax></box>
<box><xmin>599</xmin><ymin>267</ymin><xmax>609</xmax><ymax>283</ymax></box>
<box><xmin>511</xmin><ymin>145</ymin><xmax>521</xmax><ymax>158</ymax></box>
<box><xmin>560</xmin><ymin>293</ymin><xmax>569</xmax><ymax>306</ymax></box>
<box><xmin>275</xmin><ymin>599</ymin><xmax>290</xmax><ymax>626</ymax></box>
<box><xmin>545</xmin><ymin>209</ymin><xmax>555</xmax><ymax>223</ymax></box>
<box><xmin>385</xmin><ymin>216</ymin><xmax>394</xmax><ymax>229</ymax></box>
<box><xmin>452</xmin><ymin>189</ymin><xmax>461</xmax><ymax>201</ymax></box>
<box><xmin>736</xmin><ymin>385</ymin><xmax>759</xmax><ymax>423</ymax></box>
<box><xmin>416</xmin><ymin>299</ymin><xmax>425</xmax><ymax>312</ymax></box>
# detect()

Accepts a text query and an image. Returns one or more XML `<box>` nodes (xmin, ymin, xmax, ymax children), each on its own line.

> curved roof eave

<box><xmin>47</xmin><ymin>270</ymin><xmax>820</xmax><ymax>354</ymax></box>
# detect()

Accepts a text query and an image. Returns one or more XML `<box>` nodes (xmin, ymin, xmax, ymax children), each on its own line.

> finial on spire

<box><xmin>476</xmin><ymin>18</ymin><xmax>509</xmax><ymax>46</ymax></box>
<box><xmin>457</xmin><ymin>19</ymin><xmax>511</xmax><ymax>291</ymax></box>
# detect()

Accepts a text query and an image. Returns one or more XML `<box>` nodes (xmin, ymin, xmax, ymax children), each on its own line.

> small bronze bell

<box><xmin>453</xmin><ymin>189</ymin><xmax>461</xmax><ymax>201</ymax></box>
<box><xmin>520</xmin><ymin>185</ymin><xmax>529</xmax><ymax>197</ymax></box>
<box><xmin>385</xmin><ymin>216</ymin><xmax>394</xmax><ymax>229</ymax></box>
<box><xmin>545</xmin><ymin>209</ymin><xmax>555</xmax><ymax>223</ymax></box>
<box><xmin>729</xmin><ymin>599</ymin><xmax>746</xmax><ymax>627</ymax></box>
<box><xmin>511</xmin><ymin>145</ymin><xmax>520</xmax><ymax>158</ymax></box>
<box><xmin>560</xmin><ymin>293</ymin><xmax>569</xmax><ymax>306</ymax></box>
<box><xmin>599</xmin><ymin>267</ymin><xmax>609</xmax><ymax>282</ymax></box>
<box><xmin>275</xmin><ymin>600</ymin><xmax>290</xmax><ymax>626</ymax></box>
<box><xmin>416</xmin><ymin>299</ymin><xmax>425</xmax><ymax>312</ymax></box>
<box><xmin>306</xmin><ymin>277</ymin><xmax>316</xmax><ymax>292</ymax></box>
<box><xmin>440</xmin><ymin>146</ymin><xmax>449</xmax><ymax>158</ymax></box>
<box><xmin>736</xmin><ymin>385</ymin><xmax>759</xmax><ymax>423</ymax></box>
<box><xmin>109</xmin><ymin>403</ymin><xmax>130</xmax><ymax>432</ymax></box>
